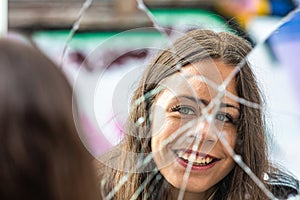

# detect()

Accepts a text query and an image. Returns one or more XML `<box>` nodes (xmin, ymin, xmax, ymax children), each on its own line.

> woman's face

<box><xmin>151</xmin><ymin>59</ymin><xmax>240</xmax><ymax>198</ymax></box>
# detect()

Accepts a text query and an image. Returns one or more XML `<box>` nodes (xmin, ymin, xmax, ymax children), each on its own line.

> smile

<box><xmin>174</xmin><ymin>149</ymin><xmax>220</xmax><ymax>170</ymax></box>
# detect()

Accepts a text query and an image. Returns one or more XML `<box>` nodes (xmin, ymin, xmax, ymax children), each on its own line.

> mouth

<box><xmin>174</xmin><ymin>149</ymin><xmax>220</xmax><ymax>170</ymax></box>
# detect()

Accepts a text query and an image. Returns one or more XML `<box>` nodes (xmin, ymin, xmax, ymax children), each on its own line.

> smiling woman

<box><xmin>95</xmin><ymin>29</ymin><xmax>299</xmax><ymax>199</ymax></box>
<box><xmin>151</xmin><ymin>60</ymin><xmax>240</xmax><ymax>199</ymax></box>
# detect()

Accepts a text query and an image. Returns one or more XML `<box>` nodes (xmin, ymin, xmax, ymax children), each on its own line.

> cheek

<box><xmin>222</xmin><ymin>129</ymin><xmax>238</xmax><ymax>156</ymax></box>
<box><xmin>151</xmin><ymin>118</ymin><xmax>180</xmax><ymax>149</ymax></box>
<box><xmin>228</xmin><ymin>128</ymin><xmax>238</xmax><ymax>146</ymax></box>
<box><xmin>151</xmin><ymin>118</ymin><xmax>182</xmax><ymax>168</ymax></box>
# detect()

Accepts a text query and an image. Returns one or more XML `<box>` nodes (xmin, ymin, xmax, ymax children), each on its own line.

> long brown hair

<box><xmin>97</xmin><ymin>29</ymin><xmax>270</xmax><ymax>199</ymax></box>
<box><xmin>0</xmin><ymin>39</ymin><xmax>99</xmax><ymax>200</ymax></box>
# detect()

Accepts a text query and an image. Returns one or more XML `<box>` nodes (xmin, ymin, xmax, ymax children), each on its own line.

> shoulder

<box><xmin>265</xmin><ymin>171</ymin><xmax>299</xmax><ymax>199</ymax></box>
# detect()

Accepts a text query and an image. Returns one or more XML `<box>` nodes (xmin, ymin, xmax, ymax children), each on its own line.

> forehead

<box><xmin>157</xmin><ymin>59</ymin><xmax>239</xmax><ymax>107</ymax></box>
<box><xmin>180</xmin><ymin>59</ymin><xmax>236</xmax><ymax>84</ymax></box>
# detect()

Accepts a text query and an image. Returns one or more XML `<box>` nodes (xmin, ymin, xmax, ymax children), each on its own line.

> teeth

<box><xmin>206</xmin><ymin>157</ymin><xmax>212</xmax><ymax>163</ymax></box>
<box><xmin>178</xmin><ymin>151</ymin><xmax>184</xmax><ymax>158</ymax></box>
<box><xmin>187</xmin><ymin>154</ymin><xmax>196</xmax><ymax>162</ymax></box>
<box><xmin>196</xmin><ymin>157</ymin><xmax>202</xmax><ymax>163</ymax></box>
<box><xmin>182</xmin><ymin>153</ymin><xmax>189</xmax><ymax>160</ymax></box>
<box><xmin>176</xmin><ymin>150</ymin><xmax>214</xmax><ymax>165</ymax></box>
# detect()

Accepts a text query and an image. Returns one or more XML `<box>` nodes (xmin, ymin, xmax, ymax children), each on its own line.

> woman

<box><xmin>95</xmin><ymin>29</ymin><xmax>299</xmax><ymax>199</ymax></box>
<box><xmin>0</xmin><ymin>39</ymin><xmax>99</xmax><ymax>200</ymax></box>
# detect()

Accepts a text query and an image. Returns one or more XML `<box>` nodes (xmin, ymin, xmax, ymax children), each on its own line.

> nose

<box><xmin>191</xmin><ymin>117</ymin><xmax>219</xmax><ymax>154</ymax></box>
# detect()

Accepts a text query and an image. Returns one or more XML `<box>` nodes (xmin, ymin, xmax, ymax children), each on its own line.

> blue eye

<box><xmin>215</xmin><ymin>113</ymin><xmax>233</xmax><ymax>123</ymax></box>
<box><xmin>170</xmin><ymin>105</ymin><xmax>195</xmax><ymax>115</ymax></box>
<box><xmin>179</xmin><ymin>107</ymin><xmax>195</xmax><ymax>115</ymax></box>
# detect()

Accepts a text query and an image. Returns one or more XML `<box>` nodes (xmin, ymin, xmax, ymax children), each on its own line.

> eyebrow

<box><xmin>179</xmin><ymin>95</ymin><xmax>240</xmax><ymax>111</ymax></box>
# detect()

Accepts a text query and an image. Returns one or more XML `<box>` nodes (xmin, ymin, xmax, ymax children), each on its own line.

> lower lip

<box><xmin>176</xmin><ymin>156</ymin><xmax>219</xmax><ymax>171</ymax></box>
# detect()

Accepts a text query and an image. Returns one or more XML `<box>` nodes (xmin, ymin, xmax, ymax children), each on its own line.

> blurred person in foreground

<box><xmin>0</xmin><ymin>39</ymin><xmax>99</xmax><ymax>200</ymax></box>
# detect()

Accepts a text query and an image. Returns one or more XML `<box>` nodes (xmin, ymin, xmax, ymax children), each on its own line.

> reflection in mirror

<box><xmin>78</xmin><ymin>1</ymin><xmax>299</xmax><ymax>199</ymax></box>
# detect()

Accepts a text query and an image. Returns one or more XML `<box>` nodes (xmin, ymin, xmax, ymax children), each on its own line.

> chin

<box><xmin>166</xmin><ymin>174</ymin><xmax>215</xmax><ymax>193</ymax></box>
